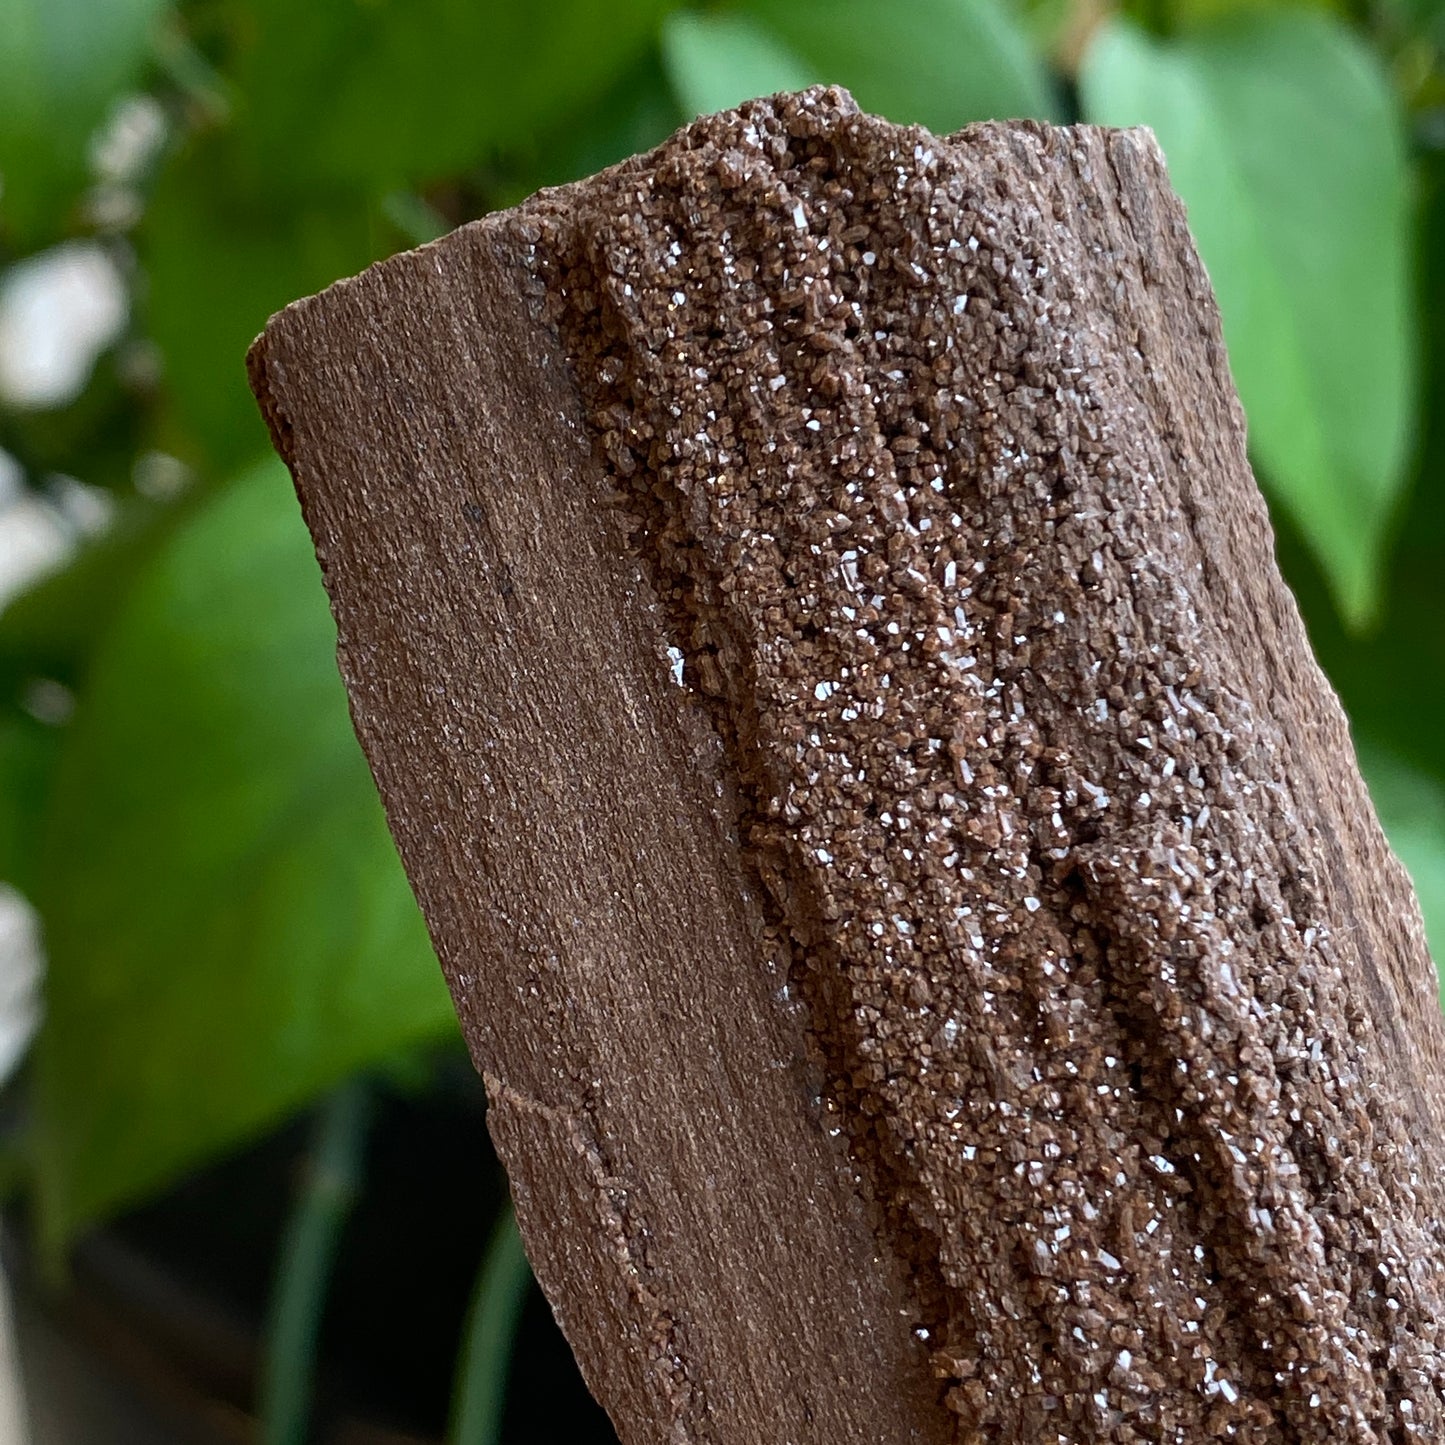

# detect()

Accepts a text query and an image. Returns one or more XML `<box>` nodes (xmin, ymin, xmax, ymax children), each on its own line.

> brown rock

<box><xmin>250</xmin><ymin>87</ymin><xmax>1445</xmax><ymax>1444</ymax></box>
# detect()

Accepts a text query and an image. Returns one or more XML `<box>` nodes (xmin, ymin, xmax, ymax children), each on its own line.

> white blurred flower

<box><xmin>87</xmin><ymin>96</ymin><xmax>168</xmax><ymax>232</ymax></box>
<box><xmin>50</xmin><ymin>474</ymin><xmax>114</xmax><ymax>539</ymax></box>
<box><xmin>89</xmin><ymin>95</ymin><xmax>167</xmax><ymax>185</ymax></box>
<box><xmin>0</xmin><ymin>492</ymin><xmax>72</xmax><ymax>610</ymax></box>
<box><xmin>0</xmin><ymin>889</ymin><xmax>41</xmax><ymax>1090</ymax></box>
<box><xmin>133</xmin><ymin>449</ymin><xmax>191</xmax><ymax>501</ymax></box>
<box><xmin>0</xmin><ymin>243</ymin><xmax>128</xmax><ymax>409</ymax></box>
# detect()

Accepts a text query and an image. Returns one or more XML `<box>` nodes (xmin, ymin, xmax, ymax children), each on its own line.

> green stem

<box><xmin>152</xmin><ymin>13</ymin><xmax>234</xmax><ymax>124</ymax></box>
<box><xmin>381</xmin><ymin>192</ymin><xmax>450</xmax><ymax>248</ymax></box>
<box><xmin>258</xmin><ymin>1079</ymin><xmax>371</xmax><ymax>1445</ymax></box>
<box><xmin>448</xmin><ymin>1203</ymin><xmax>532</xmax><ymax>1445</ymax></box>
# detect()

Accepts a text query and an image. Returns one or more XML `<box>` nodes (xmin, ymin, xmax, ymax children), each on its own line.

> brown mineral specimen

<box><xmin>250</xmin><ymin>88</ymin><xmax>1445</xmax><ymax>1444</ymax></box>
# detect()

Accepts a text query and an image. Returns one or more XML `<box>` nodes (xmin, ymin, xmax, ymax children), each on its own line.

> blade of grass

<box><xmin>449</xmin><ymin>1202</ymin><xmax>532</xmax><ymax>1445</ymax></box>
<box><xmin>258</xmin><ymin>1078</ymin><xmax>371</xmax><ymax>1445</ymax></box>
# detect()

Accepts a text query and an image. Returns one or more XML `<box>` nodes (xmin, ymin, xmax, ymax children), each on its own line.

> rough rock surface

<box><xmin>251</xmin><ymin>88</ymin><xmax>1445</xmax><ymax>1444</ymax></box>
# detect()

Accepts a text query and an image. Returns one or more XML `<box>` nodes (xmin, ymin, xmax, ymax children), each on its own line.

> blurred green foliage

<box><xmin>0</xmin><ymin>0</ymin><xmax>165</xmax><ymax>238</ymax></box>
<box><xmin>0</xmin><ymin>0</ymin><xmax>1441</xmax><ymax>1259</ymax></box>
<box><xmin>33</xmin><ymin>459</ymin><xmax>449</xmax><ymax>1250</ymax></box>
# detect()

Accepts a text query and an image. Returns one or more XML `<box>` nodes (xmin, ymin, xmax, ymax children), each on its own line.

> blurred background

<box><xmin>0</xmin><ymin>0</ymin><xmax>1441</xmax><ymax>1440</ymax></box>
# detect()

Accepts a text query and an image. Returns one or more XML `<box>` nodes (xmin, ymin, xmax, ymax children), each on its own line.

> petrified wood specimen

<box><xmin>249</xmin><ymin>88</ymin><xmax>1445</xmax><ymax>1444</ymax></box>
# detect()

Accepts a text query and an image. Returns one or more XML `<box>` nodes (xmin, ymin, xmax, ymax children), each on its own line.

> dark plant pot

<box><xmin>6</xmin><ymin>1055</ymin><xmax>617</xmax><ymax>1445</ymax></box>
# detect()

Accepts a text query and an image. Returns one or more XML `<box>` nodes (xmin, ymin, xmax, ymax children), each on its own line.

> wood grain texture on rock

<box><xmin>249</xmin><ymin>88</ymin><xmax>1445</xmax><ymax>1444</ymax></box>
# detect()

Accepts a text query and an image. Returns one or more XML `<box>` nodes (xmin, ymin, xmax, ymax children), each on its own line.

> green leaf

<box><xmin>230</xmin><ymin>0</ymin><xmax>681</xmax><ymax>195</ymax></box>
<box><xmin>661</xmin><ymin>12</ymin><xmax>817</xmax><ymax>118</ymax></box>
<box><xmin>736</xmin><ymin>0</ymin><xmax>1059</xmax><ymax>129</ymax></box>
<box><xmin>33</xmin><ymin>457</ymin><xmax>455</xmax><ymax>1253</ymax></box>
<box><xmin>1266</xmin><ymin>158</ymin><xmax>1445</xmax><ymax>780</ymax></box>
<box><xmin>0</xmin><ymin>0</ymin><xmax>166</xmax><ymax>240</ymax></box>
<box><xmin>1080</xmin><ymin>13</ymin><xmax>1415</xmax><ymax>626</ymax></box>
<box><xmin>1358</xmin><ymin>748</ymin><xmax>1445</xmax><ymax>986</ymax></box>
